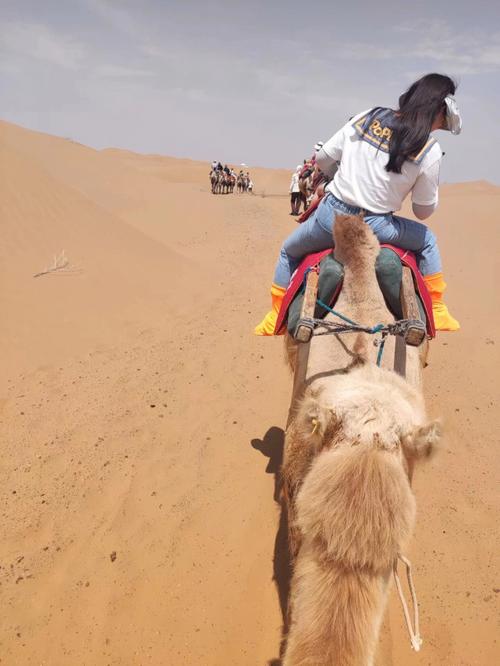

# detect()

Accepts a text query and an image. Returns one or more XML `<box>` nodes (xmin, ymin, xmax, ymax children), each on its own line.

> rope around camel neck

<box><xmin>393</xmin><ymin>553</ymin><xmax>423</xmax><ymax>652</ymax></box>
<box><xmin>315</xmin><ymin>297</ymin><xmax>388</xmax><ymax>366</ymax></box>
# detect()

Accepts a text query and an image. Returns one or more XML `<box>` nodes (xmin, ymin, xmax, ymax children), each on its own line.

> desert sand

<box><xmin>1</xmin><ymin>120</ymin><xmax>498</xmax><ymax>665</ymax></box>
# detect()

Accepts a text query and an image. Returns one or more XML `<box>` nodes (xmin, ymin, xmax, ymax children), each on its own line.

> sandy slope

<box><xmin>0</xmin><ymin>121</ymin><xmax>498</xmax><ymax>665</ymax></box>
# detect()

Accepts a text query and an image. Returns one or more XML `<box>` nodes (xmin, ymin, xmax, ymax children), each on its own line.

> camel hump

<box><xmin>333</xmin><ymin>213</ymin><xmax>380</xmax><ymax>266</ymax></box>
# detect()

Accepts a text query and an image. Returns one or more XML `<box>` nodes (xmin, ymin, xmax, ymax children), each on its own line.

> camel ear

<box><xmin>299</xmin><ymin>399</ymin><xmax>337</xmax><ymax>441</ymax></box>
<box><xmin>402</xmin><ymin>420</ymin><xmax>442</xmax><ymax>460</ymax></box>
<box><xmin>304</xmin><ymin>403</ymin><xmax>332</xmax><ymax>439</ymax></box>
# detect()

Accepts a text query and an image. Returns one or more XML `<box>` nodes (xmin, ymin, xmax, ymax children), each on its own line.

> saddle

<box><xmin>275</xmin><ymin>245</ymin><xmax>435</xmax><ymax>337</ymax></box>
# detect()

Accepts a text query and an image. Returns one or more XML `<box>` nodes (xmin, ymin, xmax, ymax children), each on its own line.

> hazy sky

<box><xmin>1</xmin><ymin>0</ymin><xmax>499</xmax><ymax>182</ymax></box>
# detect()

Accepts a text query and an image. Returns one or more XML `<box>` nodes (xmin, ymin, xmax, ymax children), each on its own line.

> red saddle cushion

<box><xmin>275</xmin><ymin>245</ymin><xmax>435</xmax><ymax>338</ymax></box>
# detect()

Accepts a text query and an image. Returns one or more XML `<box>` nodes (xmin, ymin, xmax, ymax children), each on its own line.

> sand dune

<box><xmin>1</xmin><ymin>120</ymin><xmax>498</xmax><ymax>665</ymax></box>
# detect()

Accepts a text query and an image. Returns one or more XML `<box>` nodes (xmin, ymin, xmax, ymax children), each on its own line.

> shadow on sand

<box><xmin>251</xmin><ymin>426</ymin><xmax>292</xmax><ymax>666</ymax></box>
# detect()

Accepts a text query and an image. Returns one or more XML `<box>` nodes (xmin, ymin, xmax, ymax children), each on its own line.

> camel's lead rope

<box><xmin>393</xmin><ymin>553</ymin><xmax>423</xmax><ymax>652</ymax></box>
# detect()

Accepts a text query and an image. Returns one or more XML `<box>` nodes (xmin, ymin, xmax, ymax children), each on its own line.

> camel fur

<box><xmin>282</xmin><ymin>214</ymin><xmax>440</xmax><ymax>665</ymax></box>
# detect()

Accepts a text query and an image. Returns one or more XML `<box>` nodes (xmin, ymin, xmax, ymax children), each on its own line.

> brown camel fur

<box><xmin>282</xmin><ymin>215</ymin><xmax>440</xmax><ymax>665</ymax></box>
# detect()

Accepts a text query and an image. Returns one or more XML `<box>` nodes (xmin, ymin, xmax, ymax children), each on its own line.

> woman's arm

<box><xmin>316</xmin><ymin>149</ymin><xmax>338</xmax><ymax>179</ymax></box>
<box><xmin>411</xmin><ymin>158</ymin><xmax>441</xmax><ymax>219</ymax></box>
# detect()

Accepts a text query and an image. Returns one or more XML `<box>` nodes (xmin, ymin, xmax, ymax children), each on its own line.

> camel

<box><xmin>237</xmin><ymin>173</ymin><xmax>250</xmax><ymax>193</ymax></box>
<box><xmin>281</xmin><ymin>214</ymin><xmax>440</xmax><ymax>666</ymax></box>
<box><xmin>220</xmin><ymin>172</ymin><xmax>229</xmax><ymax>194</ymax></box>
<box><xmin>210</xmin><ymin>170</ymin><xmax>220</xmax><ymax>194</ymax></box>
<box><xmin>219</xmin><ymin>172</ymin><xmax>236</xmax><ymax>194</ymax></box>
<box><xmin>298</xmin><ymin>172</ymin><xmax>314</xmax><ymax>212</ymax></box>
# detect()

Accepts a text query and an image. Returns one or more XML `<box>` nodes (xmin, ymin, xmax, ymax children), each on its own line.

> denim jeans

<box><xmin>273</xmin><ymin>193</ymin><xmax>441</xmax><ymax>287</ymax></box>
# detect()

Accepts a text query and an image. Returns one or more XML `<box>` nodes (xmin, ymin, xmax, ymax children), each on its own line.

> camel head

<box><xmin>292</xmin><ymin>368</ymin><xmax>442</xmax><ymax>575</ymax></box>
<box><xmin>296</xmin><ymin>366</ymin><xmax>442</xmax><ymax>468</ymax></box>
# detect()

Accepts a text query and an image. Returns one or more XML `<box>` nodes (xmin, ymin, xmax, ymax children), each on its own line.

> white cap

<box><xmin>444</xmin><ymin>96</ymin><xmax>462</xmax><ymax>135</ymax></box>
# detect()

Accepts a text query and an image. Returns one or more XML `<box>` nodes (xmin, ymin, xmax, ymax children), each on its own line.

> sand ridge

<box><xmin>0</xmin><ymin>120</ymin><xmax>498</xmax><ymax>665</ymax></box>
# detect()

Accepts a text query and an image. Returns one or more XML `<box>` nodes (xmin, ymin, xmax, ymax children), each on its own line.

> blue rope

<box><xmin>306</xmin><ymin>289</ymin><xmax>386</xmax><ymax>364</ymax></box>
<box><xmin>376</xmin><ymin>337</ymin><xmax>386</xmax><ymax>367</ymax></box>
<box><xmin>316</xmin><ymin>298</ymin><xmax>385</xmax><ymax>335</ymax></box>
<box><xmin>302</xmin><ymin>268</ymin><xmax>387</xmax><ymax>365</ymax></box>
<box><xmin>316</xmin><ymin>298</ymin><xmax>359</xmax><ymax>326</ymax></box>
<box><xmin>303</xmin><ymin>268</ymin><xmax>359</xmax><ymax>327</ymax></box>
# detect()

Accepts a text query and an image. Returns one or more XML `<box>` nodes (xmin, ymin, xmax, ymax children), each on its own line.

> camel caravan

<box><xmin>209</xmin><ymin>161</ymin><xmax>253</xmax><ymax>194</ymax></box>
<box><xmin>278</xmin><ymin>214</ymin><xmax>440</xmax><ymax>665</ymax></box>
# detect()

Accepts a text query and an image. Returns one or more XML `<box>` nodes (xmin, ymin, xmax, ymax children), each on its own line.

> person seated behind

<box><xmin>299</xmin><ymin>144</ymin><xmax>322</xmax><ymax>181</ymax></box>
<box><xmin>223</xmin><ymin>164</ymin><xmax>231</xmax><ymax>175</ymax></box>
<box><xmin>255</xmin><ymin>73</ymin><xmax>462</xmax><ymax>335</ymax></box>
<box><xmin>299</xmin><ymin>159</ymin><xmax>313</xmax><ymax>180</ymax></box>
<box><xmin>297</xmin><ymin>178</ymin><xmax>327</xmax><ymax>224</ymax></box>
<box><xmin>296</xmin><ymin>160</ymin><xmax>333</xmax><ymax>222</ymax></box>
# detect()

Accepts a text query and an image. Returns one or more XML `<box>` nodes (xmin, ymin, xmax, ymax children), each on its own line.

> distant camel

<box><xmin>237</xmin><ymin>173</ymin><xmax>249</xmax><ymax>193</ymax></box>
<box><xmin>237</xmin><ymin>174</ymin><xmax>244</xmax><ymax>193</ymax></box>
<box><xmin>220</xmin><ymin>172</ymin><xmax>229</xmax><ymax>194</ymax></box>
<box><xmin>219</xmin><ymin>172</ymin><xmax>235</xmax><ymax>194</ymax></box>
<box><xmin>298</xmin><ymin>172</ymin><xmax>313</xmax><ymax>212</ymax></box>
<box><xmin>282</xmin><ymin>215</ymin><xmax>440</xmax><ymax>666</ymax></box>
<box><xmin>210</xmin><ymin>170</ymin><xmax>220</xmax><ymax>194</ymax></box>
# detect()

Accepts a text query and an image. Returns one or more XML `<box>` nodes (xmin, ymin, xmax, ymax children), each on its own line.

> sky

<box><xmin>1</xmin><ymin>0</ymin><xmax>499</xmax><ymax>183</ymax></box>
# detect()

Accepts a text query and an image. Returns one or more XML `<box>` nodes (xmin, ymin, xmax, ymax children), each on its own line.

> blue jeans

<box><xmin>273</xmin><ymin>193</ymin><xmax>442</xmax><ymax>286</ymax></box>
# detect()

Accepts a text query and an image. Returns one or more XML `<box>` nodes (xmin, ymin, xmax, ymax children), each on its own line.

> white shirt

<box><xmin>290</xmin><ymin>172</ymin><xmax>300</xmax><ymax>193</ymax></box>
<box><xmin>319</xmin><ymin>109</ymin><xmax>443</xmax><ymax>214</ymax></box>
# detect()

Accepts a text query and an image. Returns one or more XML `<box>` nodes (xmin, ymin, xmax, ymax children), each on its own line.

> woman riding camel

<box><xmin>255</xmin><ymin>73</ymin><xmax>462</xmax><ymax>335</ymax></box>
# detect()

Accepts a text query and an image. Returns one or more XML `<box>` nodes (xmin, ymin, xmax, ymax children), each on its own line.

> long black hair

<box><xmin>386</xmin><ymin>73</ymin><xmax>457</xmax><ymax>173</ymax></box>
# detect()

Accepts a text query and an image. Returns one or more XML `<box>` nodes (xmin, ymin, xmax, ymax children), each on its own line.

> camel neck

<box><xmin>342</xmin><ymin>262</ymin><xmax>387</xmax><ymax>316</ymax></box>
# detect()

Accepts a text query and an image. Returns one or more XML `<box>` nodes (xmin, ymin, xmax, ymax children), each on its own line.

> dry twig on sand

<box><xmin>33</xmin><ymin>250</ymin><xmax>70</xmax><ymax>278</ymax></box>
